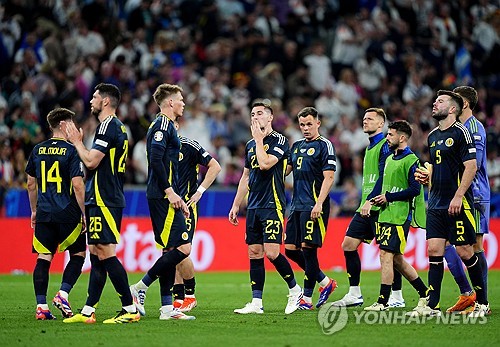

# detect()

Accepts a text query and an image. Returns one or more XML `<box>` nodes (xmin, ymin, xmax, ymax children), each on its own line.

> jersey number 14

<box><xmin>40</xmin><ymin>161</ymin><xmax>62</xmax><ymax>193</ymax></box>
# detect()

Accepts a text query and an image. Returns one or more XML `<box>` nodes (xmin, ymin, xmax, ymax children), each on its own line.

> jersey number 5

<box><xmin>435</xmin><ymin>149</ymin><xmax>441</xmax><ymax>164</ymax></box>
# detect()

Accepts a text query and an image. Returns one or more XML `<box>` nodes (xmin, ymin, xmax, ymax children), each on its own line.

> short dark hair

<box><xmin>297</xmin><ymin>106</ymin><xmax>319</xmax><ymax>119</ymax></box>
<box><xmin>388</xmin><ymin>120</ymin><xmax>412</xmax><ymax>138</ymax></box>
<box><xmin>251</xmin><ymin>101</ymin><xmax>273</xmax><ymax>115</ymax></box>
<box><xmin>453</xmin><ymin>86</ymin><xmax>478</xmax><ymax>110</ymax></box>
<box><xmin>95</xmin><ymin>83</ymin><xmax>121</xmax><ymax>108</ymax></box>
<box><xmin>437</xmin><ymin>90</ymin><xmax>464</xmax><ymax>117</ymax></box>
<box><xmin>153</xmin><ymin>83</ymin><xmax>183</xmax><ymax>107</ymax></box>
<box><xmin>365</xmin><ymin>107</ymin><xmax>386</xmax><ymax>122</ymax></box>
<box><xmin>47</xmin><ymin>107</ymin><xmax>75</xmax><ymax>129</ymax></box>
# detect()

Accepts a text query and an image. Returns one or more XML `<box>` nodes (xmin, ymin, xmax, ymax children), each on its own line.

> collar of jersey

<box><xmin>394</xmin><ymin>146</ymin><xmax>411</xmax><ymax>158</ymax></box>
<box><xmin>305</xmin><ymin>135</ymin><xmax>321</xmax><ymax>142</ymax></box>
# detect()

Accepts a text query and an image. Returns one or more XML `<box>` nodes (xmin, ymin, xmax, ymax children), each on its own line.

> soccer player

<box><xmin>362</xmin><ymin>120</ymin><xmax>428</xmax><ymax>312</ymax></box>
<box><xmin>63</xmin><ymin>83</ymin><xmax>139</xmax><ymax>324</ymax></box>
<box><xmin>26</xmin><ymin>108</ymin><xmax>86</xmax><ymax>320</ymax></box>
<box><xmin>332</xmin><ymin>108</ymin><xmax>405</xmax><ymax>307</ymax></box>
<box><xmin>414</xmin><ymin>90</ymin><xmax>489</xmax><ymax>317</ymax></box>
<box><xmin>284</xmin><ymin>107</ymin><xmax>337</xmax><ymax>310</ymax></box>
<box><xmin>171</xmin><ymin>120</ymin><xmax>221</xmax><ymax>312</ymax></box>
<box><xmin>229</xmin><ymin>101</ymin><xmax>302</xmax><ymax>315</ymax></box>
<box><xmin>444</xmin><ymin>86</ymin><xmax>490</xmax><ymax>314</ymax></box>
<box><xmin>129</xmin><ymin>84</ymin><xmax>195</xmax><ymax>320</ymax></box>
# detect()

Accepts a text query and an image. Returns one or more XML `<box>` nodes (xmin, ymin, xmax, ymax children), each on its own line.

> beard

<box><xmin>388</xmin><ymin>142</ymin><xmax>399</xmax><ymax>150</ymax></box>
<box><xmin>432</xmin><ymin>110</ymin><xmax>447</xmax><ymax>121</ymax></box>
<box><xmin>91</xmin><ymin>106</ymin><xmax>101</xmax><ymax>119</ymax></box>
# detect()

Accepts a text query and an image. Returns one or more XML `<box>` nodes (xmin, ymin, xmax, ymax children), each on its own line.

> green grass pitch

<box><xmin>1</xmin><ymin>270</ymin><xmax>498</xmax><ymax>347</ymax></box>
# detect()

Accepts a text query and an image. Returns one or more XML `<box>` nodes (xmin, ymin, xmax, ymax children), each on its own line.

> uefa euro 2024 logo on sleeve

<box><xmin>317</xmin><ymin>304</ymin><xmax>348</xmax><ymax>335</ymax></box>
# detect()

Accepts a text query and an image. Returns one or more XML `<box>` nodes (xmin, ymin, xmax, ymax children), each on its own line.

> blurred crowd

<box><xmin>0</xmin><ymin>0</ymin><xmax>500</xmax><ymax>215</ymax></box>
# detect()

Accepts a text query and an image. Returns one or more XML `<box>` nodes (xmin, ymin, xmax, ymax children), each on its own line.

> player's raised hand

<box><xmin>250</xmin><ymin>119</ymin><xmax>266</xmax><ymax>142</ymax></box>
<box><xmin>61</xmin><ymin>121</ymin><xmax>83</xmax><ymax>145</ymax></box>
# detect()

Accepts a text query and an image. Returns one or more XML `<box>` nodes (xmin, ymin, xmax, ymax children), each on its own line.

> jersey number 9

<box><xmin>297</xmin><ymin>156</ymin><xmax>303</xmax><ymax>170</ymax></box>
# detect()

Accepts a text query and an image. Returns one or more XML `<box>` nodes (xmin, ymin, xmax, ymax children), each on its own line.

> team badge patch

<box><xmin>307</xmin><ymin>148</ymin><xmax>315</xmax><ymax>155</ymax></box>
<box><xmin>264</xmin><ymin>144</ymin><xmax>269</xmax><ymax>151</ymax></box>
<box><xmin>182</xmin><ymin>232</ymin><xmax>189</xmax><ymax>240</ymax></box>
<box><xmin>179</xmin><ymin>153</ymin><xmax>183</xmax><ymax>161</ymax></box>
<box><xmin>445</xmin><ymin>138</ymin><xmax>454</xmax><ymax>147</ymax></box>
<box><xmin>154</xmin><ymin>131</ymin><xmax>163</xmax><ymax>141</ymax></box>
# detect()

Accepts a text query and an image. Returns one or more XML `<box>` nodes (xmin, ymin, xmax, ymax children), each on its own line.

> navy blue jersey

<box><xmin>86</xmin><ymin>116</ymin><xmax>128</xmax><ymax>207</ymax></box>
<box><xmin>427</xmin><ymin>122</ymin><xmax>476</xmax><ymax>210</ymax></box>
<box><xmin>289</xmin><ymin>136</ymin><xmax>336</xmax><ymax>211</ymax></box>
<box><xmin>146</xmin><ymin>114</ymin><xmax>180</xmax><ymax>199</ymax></box>
<box><xmin>245</xmin><ymin>131</ymin><xmax>289</xmax><ymax>210</ymax></box>
<box><xmin>178</xmin><ymin>136</ymin><xmax>213</xmax><ymax>201</ymax></box>
<box><xmin>25</xmin><ymin>137</ymin><xmax>84</xmax><ymax>223</ymax></box>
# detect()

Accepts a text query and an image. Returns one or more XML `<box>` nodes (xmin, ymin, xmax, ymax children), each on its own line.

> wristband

<box><xmin>197</xmin><ymin>186</ymin><xmax>206</xmax><ymax>194</ymax></box>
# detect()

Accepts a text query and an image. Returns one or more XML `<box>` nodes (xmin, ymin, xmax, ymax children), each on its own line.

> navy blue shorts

<box><xmin>285</xmin><ymin>210</ymin><xmax>329</xmax><ymax>247</ymax></box>
<box><xmin>426</xmin><ymin>209</ymin><xmax>477</xmax><ymax>246</ymax></box>
<box><xmin>86</xmin><ymin>205</ymin><xmax>123</xmax><ymax>245</ymax></box>
<box><xmin>246</xmin><ymin>208</ymin><xmax>284</xmax><ymax>245</ymax></box>
<box><xmin>377</xmin><ymin>221</ymin><xmax>411</xmax><ymax>255</ymax></box>
<box><xmin>148</xmin><ymin>199</ymin><xmax>189</xmax><ymax>249</ymax></box>
<box><xmin>33</xmin><ymin>222</ymin><xmax>85</xmax><ymax>254</ymax></box>
<box><xmin>345</xmin><ymin>212</ymin><xmax>380</xmax><ymax>244</ymax></box>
